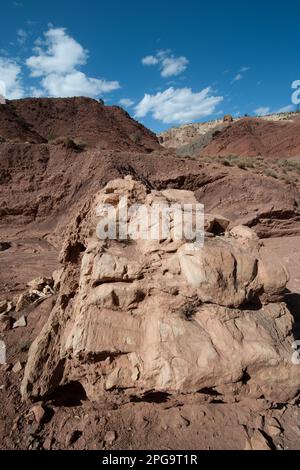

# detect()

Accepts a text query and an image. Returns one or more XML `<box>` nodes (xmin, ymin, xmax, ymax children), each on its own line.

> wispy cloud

<box><xmin>233</xmin><ymin>73</ymin><xmax>243</xmax><ymax>82</ymax></box>
<box><xmin>254</xmin><ymin>104</ymin><xmax>295</xmax><ymax>116</ymax></box>
<box><xmin>119</xmin><ymin>98</ymin><xmax>135</xmax><ymax>107</ymax></box>
<box><xmin>254</xmin><ymin>106</ymin><xmax>270</xmax><ymax>116</ymax></box>
<box><xmin>276</xmin><ymin>104</ymin><xmax>294</xmax><ymax>113</ymax></box>
<box><xmin>17</xmin><ymin>29</ymin><xmax>28</xmax><ymax>46</ymax></box>
<box><xmin>135</xmin><ymin>86</ymin><xmax>223</xmax><ymax>124</ymax></box>
<box><xmin>232</xmin><ymin>66</ymin><xmax>250</xmax><ymax>83</ymax></box>
<box><xmin>141</xmin><ymin>50</ymin><xmax>189</xmax><ymax>78</ymax></box>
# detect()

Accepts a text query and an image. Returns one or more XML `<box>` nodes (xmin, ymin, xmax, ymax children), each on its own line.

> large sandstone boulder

<box><xmin>21</xmin><ymin>178</ymin><xmax>300</xmax><ymax>404</ymax></box>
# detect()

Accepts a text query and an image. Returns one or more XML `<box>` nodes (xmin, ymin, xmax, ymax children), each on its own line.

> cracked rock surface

<box><xmin>21</xmin><ymin>178</ymin><xmax>300</xmax><ymax>404</ymax></box>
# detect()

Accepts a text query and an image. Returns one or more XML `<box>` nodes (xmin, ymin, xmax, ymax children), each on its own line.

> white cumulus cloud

<box><xmin>141</xmin><ymin>50</ymin><xmax>189</xmax><ymax>77</ymax></box>
<box><xmin>160</xmin><ymin>56</ymin><xmax>189</xmax><ymax>78</ymax></box>
<box><xmin>41</xmin><ymin>71</ymin><xmax>120</xmax><ymax>97</ymax></box>
<box><xmin>142</xmin><ymin>55</ymin><xmax>159</xmax><ymax>66</ymax></box>
<box><xmin>0</xmin><ymin>57</ymin><xmax>24</xmax><ymax>98</ymax></box>
<box><xmin>135</xmin><ymin>86</ymin><xmax>223</xmax><ymax>124</ymax></box>
<box><xmin>119</xmin><ymin>98</ymin><xmax>135</xmax><ymax>107</ymax></box>
<box><xmin>26</xmin><ymin>27</ymin><xmax>87</xmax><ymax>77</ymax></box>
<box><xmin>254</xmin><ymin>106</ymin><xmax>270</xmax><ymax>116</ymax></box>
<box><xmin>26</xmin><ymin>27</ymin><xmax>120</xmax><ymax>98</ymax></box>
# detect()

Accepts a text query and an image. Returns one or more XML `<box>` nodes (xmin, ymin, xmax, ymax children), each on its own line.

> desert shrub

<box><xmin>180</xmin><ymin>297</ymin><xmax>202</xmax><ymax>321</ymax></box>
<box><xmin>130</xmin><ymin>133</ymin><xmax>142</xmax><ymax>144</ymax></box>
<box><xmin>62</xmin><ymin>137</ymin><xmax>87</xmax><ymax>152</ymax></box>
<box><xmin>288</xmin><ymin>161</ymin><xmax>300</xmax><ymax>172</ymax></box>
<box><xmin>74</xmin><ymin>140</ymin><xmax>87</xmax><ymax>151</ymax></box>
<box><xmin>224</xmin><ymin>154</ymin><xmax>257</xmax><ymax>169</ymax></box>
<box><xmin>277</xmin><ymin>159</ymin><xmax>300</xmax><ymax>172</ymax></box>
<box><xmin>201</xmin><ymin>156</ymin><xmax>212</xmax><ymax>163</ymax></box>
<box><xmin>47</xmin><ymin>131</ymin><xmax>56</xmax><ymax>141</ymax></box>
<box><xmin>277</xmin><ymin>159</ymin><xmax>289</xmax><ymax>167</ymax></box>
<box><xmin>227</xmin><ymin>154</ymin><xmax>239</xmax><ymax>161</ymax></box>
<box><xmin>244</xmin><ymin>158</ymin><xmax>255</xmax><ymax>168</ymax></box>
<box><xmin>51</xmin><ymin>137</ymin><xmax>87</xmax><ymax>151</ymax></box>
<box><xmin>265</xmin><ymin>169</ymin><xmax>278</xmax><ymax>178</ymax></box>
<box><xmin>283</xmin><ymin>175</ymin><xmax>292</xmax><ymax>184</ymax></box>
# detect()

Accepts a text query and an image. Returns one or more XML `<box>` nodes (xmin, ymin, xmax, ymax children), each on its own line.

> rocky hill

<box><xmin>0</xmin><ymin>98</ymin><xmax>300</xmax><ymax>298</ymax></box>
<box><xmin>0</xmin><ymin>97</ymin><xmax>160</xmax><ymax>151</ymax></box>
<box><xmin>158</xmin><ymin>113</ymin><xmax>297</xmax><ymax>149</ymax></box>
<box><xmin>1</xmin><ymin>98</ymin><xmax>300</xmax><ymax>450</ymax></box>
<box><xmin>197</xmin><ymin>116</ymin><xmax>300</xmax><ymax>159</ymax></box>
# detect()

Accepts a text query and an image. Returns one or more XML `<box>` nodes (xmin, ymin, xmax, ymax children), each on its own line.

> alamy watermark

<box><xmin>291</xmin><ymin>340</ymin><xmax>300</xmax><ymax>365</ymax></box>
<box><xmin>0</xmin><ymin>80</ymin><xmax>6</xmax><ymax>105</ymax></box>
<box><xmin>0</xmin><ymin>340</ymin><xmax>6</xmax><ymax>365</ymax></box>
<box><xmin>291</xmin><ymin>80</ymin><xmax>300</xmax><ymax>106</ymax></box>
<box><xmin>96</xmin><ymin>196</ymin><xmax>204</xmax><ymax>249</ymax></box>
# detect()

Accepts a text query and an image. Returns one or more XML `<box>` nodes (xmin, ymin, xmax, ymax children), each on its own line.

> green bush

<box><xmin>47</xmin><ymin>131</ymin><xmax>56</xmax><ymax>141</ymax></box>
<box><xmin>226</xmin><ymin>154</ymin><xmax>239</xmax><ymax>161</ymax></box>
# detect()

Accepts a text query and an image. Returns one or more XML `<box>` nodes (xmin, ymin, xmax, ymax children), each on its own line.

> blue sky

<box><xmin>0</xmin><ymin>0</ymin><xmax>299</xmax><ymax>132</ymax></box>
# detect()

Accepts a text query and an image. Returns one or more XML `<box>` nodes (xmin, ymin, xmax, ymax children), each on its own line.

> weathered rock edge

<box><xmin>21</xmin><ymin>178</ymin><xmax>300</xmax><ymax>404</ymax></box>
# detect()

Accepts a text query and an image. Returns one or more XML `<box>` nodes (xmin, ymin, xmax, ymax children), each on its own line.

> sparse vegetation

<box><xmin>236</xmin><ymin>157</ymin><xmax>255</xmax><ymax>169</ymax></box>
<box><xmin>200</xmin><ymin>153</ymin><xmax>300</xmax><ymax>189</ymax></box>
<box><xmin>73</xmin><ymin>139</ymin><xmax>88</xmax><ymax>151</ymax></box>
<box><xmin>237</xmin><ymin>161</ymin><xmax>246</xmax><ymax>169</ymax></box>
<box><xmin>130</xmin><ymin>132</ymin><xmax>142</xmax><ymax>145</ymax></box>
<box><xmin>179</xmin><ymin>297</ymin><xmax>202</xmax><ymax>321</ymax></box>
<box><xmin>46</xmin><ymin>131</ymin><xmax>56</xmax><ymax>141</ymax></box>
<box><xmin>277</xmin><ymin>159</ymin><xmax>300</xmax><ymax>172</ymax></box>
<box><xmin>63</xmin><ymin>137</ymin><xmax>87</xmax><ymax>151</ymax></box>
<box><xmin>51</xmin><ymin>137</ymin><xmax>87</xmax><ymax>151</ymax></box>
<box><xmin>265</xmin><ymin>169</ymin><xmax>278</xmax><ymax>178</ymax></box>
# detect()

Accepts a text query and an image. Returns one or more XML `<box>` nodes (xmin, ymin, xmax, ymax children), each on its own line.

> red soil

<box><xmin>200</xmin><ymin>117</ymin><xmax>300</xmax><ymax>158</ymax></box>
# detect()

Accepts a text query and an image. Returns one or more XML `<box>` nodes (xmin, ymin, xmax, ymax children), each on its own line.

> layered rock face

<box><xmin>159</xmin><ymin>113</ymin><xmax>300</xmax><ymax>158</ymax></box>
<box><xmin>21</xmin><ymin>178</ymin><xmax>300</xmax><ymax>404</ymax></box>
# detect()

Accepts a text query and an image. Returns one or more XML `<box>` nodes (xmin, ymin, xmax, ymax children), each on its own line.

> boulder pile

<box><xmin>21</xmin><ymin>178</ymin><xmax>300</xmax><ymax>404</ymax></box>
<box><xmin>0</xmin><ymin>277</ymin><xmax>55</xmax><ymax>333</ymax></box>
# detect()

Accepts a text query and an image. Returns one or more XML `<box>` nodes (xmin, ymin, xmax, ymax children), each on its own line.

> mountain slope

<box><xmin>199</xmin><ymin>117</ymin><xmax>300</xmax><ymax>158</ymax></box>
<box><xmin>159</xmin><ymin>112</ymin><xmax>300</xmax><ymax>159</ymax></box>
<box><xmin>0</xmin><ymin>98</ymin><xmax>299</xmax><ymax>241</ymax></box>
<box><xmin>1</xmin><ymin>97</ymin><xmax>160</xmax><ymax>151</ymax></box>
